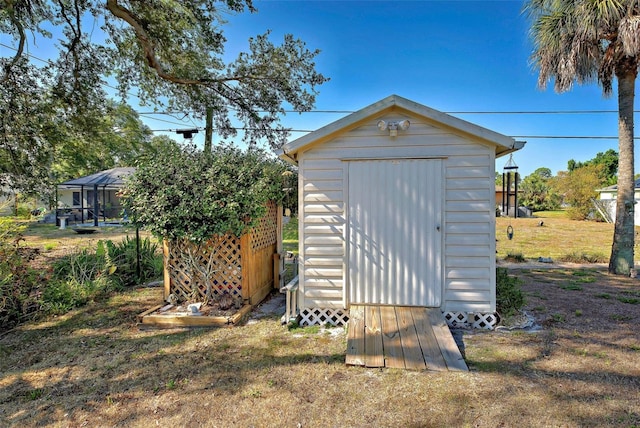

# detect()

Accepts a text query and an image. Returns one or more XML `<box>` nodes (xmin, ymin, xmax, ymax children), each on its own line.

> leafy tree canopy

<box><xmin>553</xmin><ymin>163</ymin><xmax>606</xmax><ymax>220</ymax></box>
<box><xmin>1</xmin><ymin>0</ymin><xmax>327</xmax><ymax>199</ymax></box>
<box><xmin>531</xmin><ymin>167</ymin><xmax>552</xmax><ymax>179</ymax></box>
<box><xmin>121</xmin><ymin>143</ymin><xmax>287</xmax><ymax>242</ymax></box>
<box><xmin>567</xmin><ymin>149</ymin><xmax>618</xmax><ymax>186</ymax></box>
<box><xmin>1</xmin><ymin>65</ymin><xmax>165</xmax><ymax>204</ymax></box>
<box><xmin>1</xmin><ymin>0</ymin><xmax>327</xmax><ymax>148</ymax></box>
<box><xmin>520</xmin><ymin>167</ymin><xmax>560</xmax><ymax>211</ymax></box>
<box><xmin>495</xmin><ymin>171</ymin><xmax>503</xmax><ymax>187</ymax></box>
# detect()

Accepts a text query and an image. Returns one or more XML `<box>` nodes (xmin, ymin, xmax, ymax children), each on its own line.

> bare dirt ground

<box><xmin>1</xmin><ymin>266</ymin><xmax>639</xmax><ymax>427</ymax></box>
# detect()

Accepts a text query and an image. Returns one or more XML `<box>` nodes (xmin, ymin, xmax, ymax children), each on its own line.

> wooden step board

<box><xmin>346</xmin><ymin>305</ymin><xmax>468</xmax><ymax>371</ymax></box>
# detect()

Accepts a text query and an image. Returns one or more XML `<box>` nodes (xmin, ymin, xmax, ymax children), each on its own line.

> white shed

<box><xmin>278</xmin><ymin>95</ymin><xmax>525</xmax><ymax>328</ymax></box>
<box><xmin>596</xmin><ymin>179</ymin><xmax>640</xmax><ymax>224</ymax></box>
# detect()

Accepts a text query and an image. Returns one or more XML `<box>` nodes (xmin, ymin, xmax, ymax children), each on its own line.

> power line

<box><xmin>142</xmin><ymin>115</ymin><xmax>195</xmax><ymax>127</ymax></box>
<box><xmin>140</xmin><ymin>108</ymin><xmax>640</xmax><ymax>115</ymax></box>
<box><xmin>147</xmin><ymin>127</ymin><xmax>639</xmax><ymax>140</ymax></box>
<box><xmin>5</xmin><ymin>43</ymin><xmax>640</xmax><ymax>117</ymax></box>
<box><xmin>511</xmin><ymin>135</ymin><xmax>626</xmax><ymax>139</ymax></box>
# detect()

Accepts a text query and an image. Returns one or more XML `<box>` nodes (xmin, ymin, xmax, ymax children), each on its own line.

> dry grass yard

<box><xmin>19</xmin><ymin>222</ymin><xmax>154</xmax><ymax>261</ymax></box>
<box><xmin>496</xmin><ymin>212</ymin><xmax>625</xmax><ymax>263</ymax></box>
<box><xmin>0</xmin><ymin>213</ymin><xmax>639</xmax><ymax>427</ymax></box>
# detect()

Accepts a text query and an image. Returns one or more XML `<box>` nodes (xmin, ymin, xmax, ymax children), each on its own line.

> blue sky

<box><xmin>208</xmin><ymin>0</ymin><xmax>622</xmax><ymax>178</ymax></box>
<box><xmin>3</xmin><ymin>0</ymin><xmax>627</xmax><ymax>178</ymax></box>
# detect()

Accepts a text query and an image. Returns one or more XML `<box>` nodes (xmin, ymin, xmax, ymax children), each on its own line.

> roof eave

<box><xmin>281</xmin><ymin>95</ymin><xmax>525</xmax><ymax>157</ymax></box>
<box><xmin>496</xmin><ymin>140</ymin><xmax>527</xmax><ymax>158</ymax></box>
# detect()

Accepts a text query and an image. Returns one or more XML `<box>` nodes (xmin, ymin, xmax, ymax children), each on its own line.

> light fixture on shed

<box><xmin>377</xmin><ymin>119</ymin><xmax>410</xmax><ymax>137</ymax></box>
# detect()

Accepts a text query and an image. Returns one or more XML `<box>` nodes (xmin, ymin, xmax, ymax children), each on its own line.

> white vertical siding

<box><xmin>347</xmin><ymin>159</ymin><xmax>442</xmax><ymax>307</ymax></box>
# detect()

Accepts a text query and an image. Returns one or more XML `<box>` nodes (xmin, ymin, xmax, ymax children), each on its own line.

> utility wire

<box><xmin>148</xmin><ymin>127</ymin><xmax>640</xmax><ymax>140</ymax></box>
<box><xmin>4</xmin><ymin>43</ymin><xmax>638</xmax><ymax>117</ymax></box>
<box><xmin>511</xmin><ymin>135</ymin><xmax>627</xmax><ymax>139</ymax></box>
<box><xmin>140</xmin><ymin>108</ymin><xmax>640</xmax><ymax>115</ymax></box>
<box><xmin>142</xmin><ymin>115</ymin><xmax>195</xmax><ymax>127</ymax></box>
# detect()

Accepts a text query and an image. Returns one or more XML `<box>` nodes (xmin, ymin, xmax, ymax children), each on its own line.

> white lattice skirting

<box><xmin>299</xmin><ymin>308</ymin><xmax>499</xmax><ymax>330</ymax></box>
<box><xmin>444</xmin><ymin>311</ymin><xmax>500</xmax><ymax>330</ymax></box>
<box><xmin>299</xmin><ymin>308</ymin><xmax>350</xmax><ymax>326</ymax></box>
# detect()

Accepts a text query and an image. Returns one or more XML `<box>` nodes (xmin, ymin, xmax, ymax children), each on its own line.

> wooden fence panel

<box><xmin>163</xmin><ymin>202</ymin><xmax>279</xmax><ymax>306</ymax></box>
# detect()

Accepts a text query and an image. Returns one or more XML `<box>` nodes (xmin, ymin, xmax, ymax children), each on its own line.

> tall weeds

<box><xmin>46</xmin><ymin>236</ymin><xmax>163</xmax><ymax>314</ymax></box>
<box><xmin>1</xmin><ymin>229</ymin><xmax>163</xmax><ymax>328</ymax></box>
<box><xmin>0</xmin><ymin>219</ymin><xmax>43</xmax><ymax>328</ymax></box>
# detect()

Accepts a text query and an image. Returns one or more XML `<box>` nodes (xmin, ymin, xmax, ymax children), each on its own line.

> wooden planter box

<box><xmin>137</xmin><ymin>304</ymin><xmax>253</xmax><ymax>328</ymax></box>
<box><xmin>138</xmin><ymin>202</ymin><xmax>284</xmax><ymax>328</ymax></box>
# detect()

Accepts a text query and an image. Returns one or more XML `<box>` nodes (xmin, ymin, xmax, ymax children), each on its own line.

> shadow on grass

<box><xmin>0</xmin><ymin>286</ymin><xmax>347</xmax><ymax>426</ymax></box>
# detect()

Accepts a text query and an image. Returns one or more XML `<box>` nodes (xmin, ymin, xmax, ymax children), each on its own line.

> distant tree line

<box><xmin>501</xmin><ymin>149</ymin><xmax>619</xmax><ymax>221</ymax></box>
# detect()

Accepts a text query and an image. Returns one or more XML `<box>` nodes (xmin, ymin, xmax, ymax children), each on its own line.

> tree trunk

<box><xmin>204</xmin><ymin>106</ymin><xmax>213</xmax><ymax>154</ymax></box>
<box><xmin>609</xmin><ymin>69</ymin><xmax>636</xmax><ymax>275</ymax></box>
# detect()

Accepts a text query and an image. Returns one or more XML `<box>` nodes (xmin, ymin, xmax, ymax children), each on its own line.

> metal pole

<box><xmin>502</xmin><ymin>172</ymin><xmax>506</xmax><ymax>215</ymax></box>
<box><xmin>506</xmin><ymin>172</ymin><xmax>512</xmax><ymax>217</ymax></box>
<box><xmin>93</xmin><ymin>184</ymin><xmax>99</xmax><ymax>226</ymax></box>
<box><xmin>513</xmin><ymin>171</ymin><xmax>518</xmax><ymax>218</ymax></box>
<box><xmin>136</xmin><ymin>227</ymin><xmax>141</xmax><ymax>283</ymax></box>
<box><xmin>80</xmin><ymin>185</ymin><xmax>85</xmax><ymax>223</ymax></box>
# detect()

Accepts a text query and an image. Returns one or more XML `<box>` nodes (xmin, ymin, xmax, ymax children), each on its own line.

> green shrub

<box><xmin>1</xmin><ymin>221</ymin><xmax>162</xmax><ymax>328</ymax></box>
<box><xmin>43</xmin><ymin>278</ymin><xmax>109</xmax><ymax>314</ymax></box>
<box><xmin>51</xmin><ymin>236</ymin><xmax>161</xmax><ymax>292</ymax></box>
<box><xmin>0</xmin><ymin>219</ymin><xmax>43</xmax><ymax>329</ymax></box>
<box><xmin>47</xmin><ymin>248</ymin><xmax>119</xmax><ymax>313</ymax></box>
<box><xmin>122</xmin><ymin>144</ymin><xmax>288</xmax><ymax>243</ymax></box>
<box><xmin>15</xmin><ymin>205</ymin><xmax>32</xmax><ymax>219</ymax></box>
<box><xmin>496</xmin><ymin>267</ymin><xmax>525</xmax><ymax>317</ymax></box>
<box><xmin>52</xmin><ymin>247</ymin><xmax>107</xmax><ymax>284</ymax></box>
<box><xmin>101</xmin><ymin>236</ymin><xmax>162</xmax><ymax>286</ymax></box>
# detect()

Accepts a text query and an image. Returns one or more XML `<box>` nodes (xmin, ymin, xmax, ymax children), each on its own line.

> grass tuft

<box><xmin>504</xmin><ymin>252</ymin><xmax>526</xmax><ymax>263</ymax></box>
<box><xmin>559</xmin><ymin>252</ymin><xmax>608</xmax><ymax>263</ymax></box>
<box><xmin>560</xmin><ymin>283</ymin><xmax>584</xmax><ymax>291</ymax></box>
<box><xmin>617</xmin><ymin>296</ymin><xmax>640</xmax><ymax>304</ymax></box>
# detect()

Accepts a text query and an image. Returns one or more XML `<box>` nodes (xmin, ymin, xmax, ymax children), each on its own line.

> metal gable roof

<box><xmin>58</xmin><ymin>167</ymin><xmax>136</xmax><ymax>188</ymax></box>
<box><xmin>278</xmin><ymin>94</ymin><xmax>525</xmax><ymax>162</ymax></box>
<box><xmin>597</xmin><ymin>178</ymin><xmax>640</xmax><ymax>192</ymax></box>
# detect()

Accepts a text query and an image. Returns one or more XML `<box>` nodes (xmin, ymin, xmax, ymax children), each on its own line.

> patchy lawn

<box><xmin>1</xmin><ymin>267</ymin><xmax>639</xmax><ymax>427</ymax></box>
<box><xmin>20</xmin><ymin>222</ymin><xmax>155</xmax><ymax>260</ymax></box>
<box><xmin>496</xmin><ymin>211</ymin><xmax>640</xmax><ymax>263</ymax></box>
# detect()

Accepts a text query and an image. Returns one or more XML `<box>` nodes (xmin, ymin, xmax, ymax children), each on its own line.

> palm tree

<box><xmin>526</xmin><ymin>0</ymin><xmax>639</xmax><ymax>275</ymax></box>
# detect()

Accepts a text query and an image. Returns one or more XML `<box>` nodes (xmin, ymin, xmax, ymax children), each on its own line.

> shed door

<box><xmin>347</xmin><ymin>159</ymin><xmax>442</xmax><ymax>307</ymax></box>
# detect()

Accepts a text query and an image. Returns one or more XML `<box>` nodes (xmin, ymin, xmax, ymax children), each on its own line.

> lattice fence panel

<box><xmin>299</xmin><ymin>308</ymin><xmax>350</xmax><ymax>326</ymax></box>
<box><xmin>250</xmin><ymin>201</ymin><xmax>278</xmax><ymax>251</ymax></box>
<box><xmin>166</xmin><ymin>235</ymin><xmax>242</xmax><ymax>302</ymax></box>
<box><xmin>444</xmin><ymin>312</ymin><xmax>499</xmax><ymax>330</ymax></box>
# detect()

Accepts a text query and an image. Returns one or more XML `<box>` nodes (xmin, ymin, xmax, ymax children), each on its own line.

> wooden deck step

<box><xmin>346</xmin><ymin>305</ymin><xmax>468</xmax><ymax>371</ymax></box>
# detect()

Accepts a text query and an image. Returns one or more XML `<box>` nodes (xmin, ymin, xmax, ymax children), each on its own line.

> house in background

<box><xmin>278</xmin><ymin>95</ymin><xmax>525</xmax><ymax>329</ymax></box>
<box><xmin>596</xmin><ymin>179</ymin><xmax>640</xmax><ymax>224</ymax></box>
<box><xmin>57</xmin><ymin>167</ymin><xmax>135</xmax><ymax>226</ymax></box>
